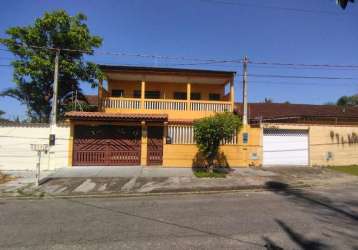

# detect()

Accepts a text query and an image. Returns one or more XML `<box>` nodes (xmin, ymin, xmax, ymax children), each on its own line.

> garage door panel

<box><xmin>73</xmin><ymin>125</ymin><xmax>141</xmax><ymax>166</ymax></box>
<box><xmin>263</xmin><ymin>129</ymin><xmax>309</xmax><ymax>166</ymax></box>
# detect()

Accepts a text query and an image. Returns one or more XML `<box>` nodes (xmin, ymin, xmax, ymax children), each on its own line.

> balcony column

<box><xmin>141</xmin><ymin>80</ymin><xmax>146</xmax><ymax>109</ymax></box>
<box><xmin>230</xmin><ymin>78</ymin><xmax>235</xmax><ymax>112</ymax></box>
<box><xmin>186</xmin><ymin>82</ymin><xmax>191</xmax><ymax>110</ymax></box>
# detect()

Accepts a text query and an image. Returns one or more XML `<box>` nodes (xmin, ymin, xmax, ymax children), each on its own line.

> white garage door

<box><xmin>263</xmin><ymin>129</ymin><xmax>309</xmax><ymax>166</ymax></box>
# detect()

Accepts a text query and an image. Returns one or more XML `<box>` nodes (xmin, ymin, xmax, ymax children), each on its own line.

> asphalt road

<box><xmin>0</xmin><ymin>182</ymin><xmax>357</xmax><ymax>250</ymax></box>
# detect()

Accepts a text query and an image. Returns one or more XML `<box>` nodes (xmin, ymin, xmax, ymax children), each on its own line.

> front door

<box><xmin>147</xmin><ymin>126</ymin><xmax>163</xmax><ymax>166</ymax></box>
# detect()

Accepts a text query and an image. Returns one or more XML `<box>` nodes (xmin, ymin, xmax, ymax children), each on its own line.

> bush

<box><xmin>193</xmin><ymin>112</ymin><xmax>242</xmax><ymax>172</ymax></box>
<box><xmin>193</xmin><ymin>169</ymin><xmax>227</xmax><ymax>178</ymax></box>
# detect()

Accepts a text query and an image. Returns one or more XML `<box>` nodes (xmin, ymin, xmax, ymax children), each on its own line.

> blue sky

<box><xmin>0</xmin><ymin>0</ymin><xmax>357</xmax><ymax>119</ymax></box>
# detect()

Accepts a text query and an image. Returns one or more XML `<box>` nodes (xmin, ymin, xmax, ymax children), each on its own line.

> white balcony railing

<box><xmin>103</xmin><ymin>98</ymin><xmax>141</xmax><ymax>109</ymax></box>
<box><xmin>190</xmin><ymin>100</ymin><xmax>232</xmax><ymax>112</ymax></box>
<box><xmin>145</xmin><ymin>99</ymin><xmax>187</xmax><ymax>110</ymax></box>
<box><xmin>103</xmin><ymin>97</ymin><xmax>232</xmax><ymax>112</ymax></box>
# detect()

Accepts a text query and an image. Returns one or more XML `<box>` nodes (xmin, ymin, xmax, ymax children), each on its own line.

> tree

<box><xmin>0</xmin><ymin>10</ymin><xmax>103</xmax><ymax>122</ymax></box>
<box><xmin>264</xmin><ymin>98</ymin><xmax>273</xmax><ymax>103</ymax></box>
<box><xmin>193</xmin><ymin>112</ymin><xmax>242</xmax><ymax>172</ymax></box>
<box><xmin>337</xmin><ymin>0</ymin><xmax>354</xmax><ymax>9</ymax></box>
<box><xmin>0</xmin><ymin>110</ymin><xmax>10</xmax><ymax>122</ymax></box>
<box><xmin>337</xmin><ymin>95</ymin><xmax>358</xmax><ymax>106</ymax></box>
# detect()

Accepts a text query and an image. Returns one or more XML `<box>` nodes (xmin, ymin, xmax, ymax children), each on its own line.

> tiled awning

<box><xmin>65</xmin><ymin>111</ymin><xmax>168</xmax><ymax>122</ymax></box>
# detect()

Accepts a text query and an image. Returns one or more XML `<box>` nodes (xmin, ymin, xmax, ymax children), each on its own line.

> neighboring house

<box><xmin>236</xmin><ymin>103</ymin><xmax>358</xmax><ymax>125</ymax></box>
<box><xmin>65</xmin><ymin>65</ymin><xmax>248</xmax><ymax>167</ymax></box>
<box><xmin>236</xmin><ymin>103</ymin><xmax>358</xmax><ymax>167</ymax></box>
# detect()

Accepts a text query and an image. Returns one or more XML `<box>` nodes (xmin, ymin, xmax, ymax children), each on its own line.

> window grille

<box><xmin>168</xmin><ymin>125</ymin><xmax>237</xmax><ymax>145</ymax></box>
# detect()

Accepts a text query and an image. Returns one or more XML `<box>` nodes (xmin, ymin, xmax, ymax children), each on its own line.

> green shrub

<box><xmin>193</xmin><ymin>112</ymin><xmax>242</xmax><ymax>172</ymax></box>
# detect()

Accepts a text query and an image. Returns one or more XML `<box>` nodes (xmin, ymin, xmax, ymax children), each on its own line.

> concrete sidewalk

<box><xmin>48</xmin><ymin>166</ymin><xmax>195</xmax><ymax>178</ymax></box>
<box><xmin>1</xmin><ymin>166</ymin><xmax>357</xmax><ymax>198</ymax></box>
<box><xmin>48</xmin><ymin>166</ymin><xmax>278</xmax><ymax>178</ymax></box>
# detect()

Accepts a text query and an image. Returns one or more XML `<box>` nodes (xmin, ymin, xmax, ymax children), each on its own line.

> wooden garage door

<box><xmin>263</xmin><ymin>129</ymin><xmax>309</xmax><ymax>166</ymax></box>
<box><xmin>73</xmin><ymin>125</ymin><xmax>141</xmax><ymax>166</ymax></box>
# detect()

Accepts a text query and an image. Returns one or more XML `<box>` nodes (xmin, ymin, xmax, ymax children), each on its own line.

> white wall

<box><xmin>0</xmin><ymin>123</ymin><xmax>70</xmax><ymax>171</ymax></box>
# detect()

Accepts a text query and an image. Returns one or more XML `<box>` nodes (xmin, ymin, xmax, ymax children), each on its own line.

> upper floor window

<box><xmin>174</xmin><ymin>92</ymin><xmax>201</xmax><ymax>100</ymax></box>
<box><xmin>174</xmin><ymin>92</ymin><xmax>187</xmax><ymax>100</ymax></box>
<box><xmin>112</xmin><ymin>89</ymin><xmax>124</xmax><ymax>97</ymax></box>
<box><xmin>190</xmin><ymin>92</ymin><xmax>201</xmax><ymax>100</ymax></box>
<box><xmin>133</xmin><ymin>90</ymin><xmax>161</xmax><ymax>99</ymax></box>
<box><xmin>146</xmin><ymin>91</ymin><xmax>161</xmax><ymax>99</ymax></box>
<box><xmin>133</xmin><ymin>90</ymin><xmax>141</xmax><ymax>98</ymax></box>
<box><xmin>209</xmin><ymin>93</ymin><xmax>221</xmax><ymax>101</ymax></box>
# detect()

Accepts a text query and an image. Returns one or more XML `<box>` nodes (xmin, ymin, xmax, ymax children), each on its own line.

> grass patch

<box><xmin>328</xmin><ymin>165</ymin><xmax>358</xmax><ymax>176</ymax></box>
<box><xmin>193</xmin><ymin>169</ymin><xmax>227</xmax><ymax>178</ymax></box>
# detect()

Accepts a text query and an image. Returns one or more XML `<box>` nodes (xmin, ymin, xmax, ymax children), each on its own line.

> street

<box><xmin>0</xmin><ymin>182</ymin><xmax>357</xmax><ymax>250</ymax></box>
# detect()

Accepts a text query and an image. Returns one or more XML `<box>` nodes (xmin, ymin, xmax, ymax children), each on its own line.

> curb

<box><xmin>0</xmin><ymin>183</ymin><xmax>314</xmax><ymax>200</ymax></box>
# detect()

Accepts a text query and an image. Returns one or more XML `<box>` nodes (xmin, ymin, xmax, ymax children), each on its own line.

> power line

<box><xmin>248</xmin><ymin>64</ymin><xmax>358</xmax><ymax>71</ymax></box>
<box><xmin>249</xmin><ymin>81</ymin><xmax>358</xmax><ymax>86</ymax></box>
<box><xmin>200</xmin><ymin>0</ymin><xmax>342</xmax><ymax>15</ymax></box>
<box><xmin>248</xmin><ymin>74</ymin><xmax>356</xmax><ymax>80</ymax></box>
<box><xmin>1</xmin><ymin>44</ymin><xmax>243</xmax><ymax>63</ymax></box>
<box><xmin>249</xmin><ymin>60</ymin><xmax>358</xmax><ymax>69</ymax></box>
<box><xmin>3</xmin><ymin>43</ymin><xmax>358</xmax><ymax>69</ymax></box>
<box><xmin>2</xmin><ymin>62</ymin><xmax>358</xmax><ymax>80</ymax></box>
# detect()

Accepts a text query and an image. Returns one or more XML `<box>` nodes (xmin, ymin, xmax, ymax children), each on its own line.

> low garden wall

<box><xmin>0</xmin><ymin>123</ymin><xmax>70</xmax><ymax>171</ymax></box>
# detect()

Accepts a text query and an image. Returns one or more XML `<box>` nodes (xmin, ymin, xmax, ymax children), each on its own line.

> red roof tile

<box><xmin>236</xmin><ymin>103</ymin><xmax>358</xmax><ymax>120</ymax></box>
<box><xmin>65</xmin><ymin>111</ymin><xmax>168</xmax><ymax>122</ymax></box>
<box><xmin>84</xmin><ymin>95</ymin><xmax>98</xmax><ymax>106</ymax></box>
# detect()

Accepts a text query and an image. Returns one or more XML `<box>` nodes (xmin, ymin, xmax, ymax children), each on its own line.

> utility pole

<box><xmin>50</xmin><ymin>49</ymin><xmax>60</xmax><ymax>130</ymax></box>
<box><xmin>49</xmin><ymin>49</ymin><xmax>60</xmax><ymax>168</ymax></box>
<box><xmin>242</xmin><ymin>56</ymin><xmax>249</xmax><ymax>126</ymax></box>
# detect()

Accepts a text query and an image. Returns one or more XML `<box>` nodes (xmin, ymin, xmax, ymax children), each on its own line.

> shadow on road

<box><xmin>264</xmin><ymin>181</ymin><xmax>358</xmax><ymax>249</ymax></box>
<box><xmin>265</xmin><ymin>181</ymin><xmax>358</xmax><ymax>221</ymax></box>
<box><xmin>262</xmin><ymin>219</ymin><xmax>328</xmax><ymax>250</ymax></box>
<box><xmin>262</xmin><ymin>236</ymin><xmax>284</xmax><ymax>250</ymax></box>
<box><xmin>276</xmin><ymin>219</ymin><xmax>327</xmax><ymax>250</ymax></box>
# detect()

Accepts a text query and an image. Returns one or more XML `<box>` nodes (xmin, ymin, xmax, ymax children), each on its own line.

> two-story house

<box><xmin>65</xmin><ymin>65</ymin><xmax>261</xmax><ymax>167</ymax></box>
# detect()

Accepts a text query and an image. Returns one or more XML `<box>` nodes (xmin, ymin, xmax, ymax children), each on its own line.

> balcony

<box><xmin>97</xmin><ymin>65</ymin><xmax>236</xmax><ymax>120</ymax></box>
<box><xmin>102</xmin><ymin>97</ymin><xmax>233</xmax><ymax>119</ymax></box>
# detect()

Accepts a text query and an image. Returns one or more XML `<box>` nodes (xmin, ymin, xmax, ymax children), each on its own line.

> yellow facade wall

<box><xmin>163</xmin><ymin>126</ymin><xmax>262</xmax><ymax>168</ymax></box>
<box><xmin>104</xmin><ymin>108</ymin><xmax>224</xmax><ymax>120</ymax></box>
<box><xmin>68</xmin><ymin>118</ymin><xmax>358</xmax><ymax>167</ymax></box>
<box><xmin>108</xmin><ymin>80</ymin><xmax>227</xmax><ymax>100</ymax></box>
<box><xmin>309</xmin><ymin>125</ymin><xmax>358</xmax><ymax>166</ymax></box>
